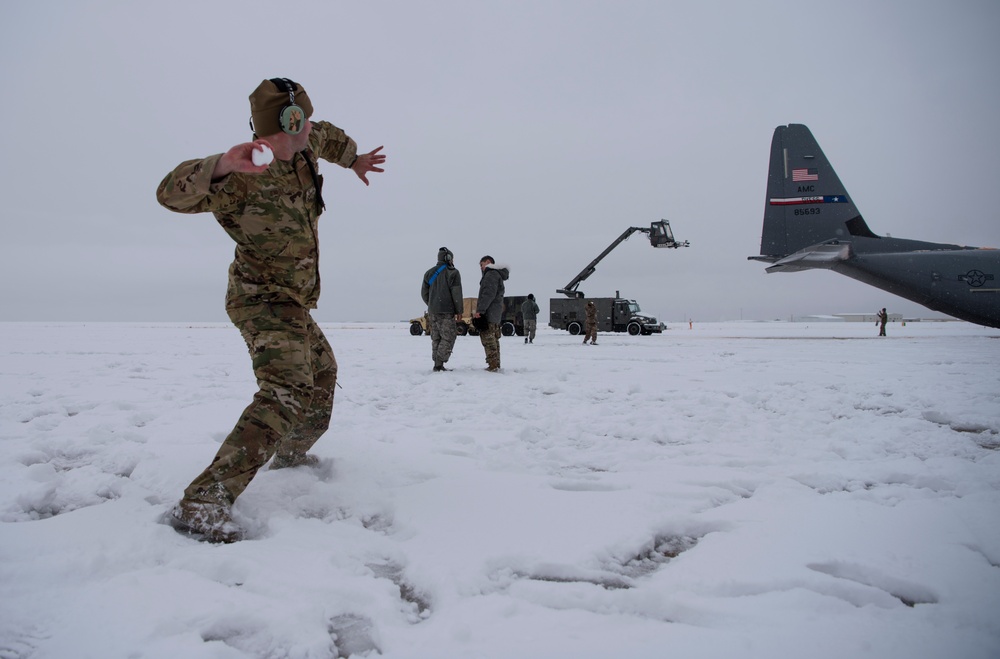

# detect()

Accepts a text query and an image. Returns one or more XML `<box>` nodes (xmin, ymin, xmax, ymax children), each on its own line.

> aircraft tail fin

<box><xmin>757</xmin><ymin>124</ymin><xmax>878</xmax><ymax>260</ymax></box>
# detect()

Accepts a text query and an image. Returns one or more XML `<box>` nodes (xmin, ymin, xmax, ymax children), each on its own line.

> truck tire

<box><xmin>409</xmin><ymin>321</ymin><xmax>424</xmax><ymax>336</ymax></box>
<box><xmin>456</xmin><ymin>323</ymin><xmax>468</xmax><ymax>336</ymax></box>
<box><xmin>501</xmin><ymin>322</ymin><xmax>515</xmax><ymax>336</ymax></box>
<box><xmin>627</xmin><ymin>322</ymin><xmax>642</xmax><ymax>336</ymax></box>
<box><xmin>567</xmin><ymin>321</ymin><xmax>582</xmax><ymax>336</ymax></box>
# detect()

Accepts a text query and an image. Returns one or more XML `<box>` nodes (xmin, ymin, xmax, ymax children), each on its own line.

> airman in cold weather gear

<box><xmin>521</xmin><ymin>294</ymin><xmax>540</xmax><ymax>344</ymax></box>
<box><xmin>155</xmin><ymin>77</ymin><xmax>386</xmax><ymax>542</ymax></box>
<box><xmin>877</xmin><ymin>307</ymin><xmax>888</xmax><ymax>336</ymax></box>
<box><xmin>584</xmin><ymin>300</ymin><xmax>598</xmax><ymax>345</ymax></box>
<box><xmin>422</xmin><ymin>247</ymin><xmax>463</xmax><ymax>371</ymax></box>
<box><xmin>474</xmin><ymin>256</ymin><xmax>509</xmax><ymax>371</ymax></box>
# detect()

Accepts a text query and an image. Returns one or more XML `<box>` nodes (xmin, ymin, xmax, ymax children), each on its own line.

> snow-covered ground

<box><xmin>1</xmin><ymin>320</ymin><xmax>998</xmax><ymax>659</ymax></box>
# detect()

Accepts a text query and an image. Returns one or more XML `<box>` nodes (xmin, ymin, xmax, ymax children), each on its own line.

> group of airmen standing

<box><xmin>420</xmin><ymin>247</ymin><xmax>518</xmax><ymax>373</ymax></box>
<box><xmin>420</xmin><ymin>247</ymin><xmax>602</xmax><ymax>372</ymax></box>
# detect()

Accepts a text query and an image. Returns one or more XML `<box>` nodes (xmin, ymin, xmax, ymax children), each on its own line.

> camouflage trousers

<box><xmin>479</xmin><ymin>322</ymin><xmax>501</xmax><ymax>369</ymax></box>
<box><xmin>428</xmin><ymin>312</ymin><xmax>458</xmax><ymax>367</ymax></box>
<box><xmin>523</xmin><ymin>319</ymin><xmax>537</xmax><ymax>342</ymax></box>
<box><xmin>584</xmin><ymin>322</ymin><xmax>597</xmax><ymax>343</ymax></box>
<box><xmin>183</xmin><ymin>301</ymin><xmax>337</xmax><ymax>506</ymax></box>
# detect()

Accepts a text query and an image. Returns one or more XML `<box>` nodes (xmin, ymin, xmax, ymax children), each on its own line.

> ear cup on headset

<box><xmin>279</xmin><ymin>104</ymin><xmax>305</xmax><ymax>134</ymax></box>
<box><xmin>271</xmin><ymin>78</ymin><xmax>305</xmax><ymax>135</ymax></box>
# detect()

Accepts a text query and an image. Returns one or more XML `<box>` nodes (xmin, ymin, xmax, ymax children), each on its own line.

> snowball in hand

<box><xmin>251</xmin><ymin>144</ymin><xmax>273</xmax><ymax>167</ymax></box>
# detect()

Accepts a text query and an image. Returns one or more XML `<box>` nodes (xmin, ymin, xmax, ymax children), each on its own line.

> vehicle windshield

<box><xmin>629</xmin><ymin>301</ymin><xmax>640</xmax><ymax>313</ymax></box>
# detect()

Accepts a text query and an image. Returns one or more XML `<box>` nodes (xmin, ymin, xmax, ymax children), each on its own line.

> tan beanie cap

<box><xmin>249</xmin><ymin>78</ymin><xmax>314</xmax><ymax>137</ymax></box>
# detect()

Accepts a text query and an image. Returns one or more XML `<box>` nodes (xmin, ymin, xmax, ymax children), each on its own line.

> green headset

<box><xmin>249</xmin><ymin>77</ymin><xmax>307</xmax><ymax>136</ymax></box>
<box><xmin>271</xmin><ymin>77</ymin><xmax>306</xmax><ymax>135</ymax></box>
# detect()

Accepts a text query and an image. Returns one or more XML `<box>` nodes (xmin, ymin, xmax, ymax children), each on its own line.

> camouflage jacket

<box><xmin>155</xmin><ymin>121</ymin><xmax>358</xmax><ymax>310</ymax></box>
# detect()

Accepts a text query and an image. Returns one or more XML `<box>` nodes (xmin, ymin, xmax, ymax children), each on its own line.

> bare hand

<box><xmin>212</xmin><ymin>140</ymin><xmax>274</xmax><ymax>179</ymax></box>
<box><xmin>351</xmin><ymin>146</ymin><xmax>386</xmax><ymax>186</ymax></box>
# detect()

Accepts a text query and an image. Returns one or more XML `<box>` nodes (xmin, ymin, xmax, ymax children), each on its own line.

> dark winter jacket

<box><xmin>477</xmin><ymin>264</ymin><xmax>509</xmax><ymax>324</ymax></box>
<box><xmin>521</xmin><ymin>298</ymin><xmax>540</xmax><ymax>321</ymax></box>
<box><xmin>422</xmin><ymin>260</ymin><xmax>463</xmax><ymax>314</ymax></box>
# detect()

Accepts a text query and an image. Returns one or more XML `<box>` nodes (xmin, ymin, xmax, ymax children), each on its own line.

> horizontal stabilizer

<box><xmin>765</xmin><ymin>242</ymin><xmax>851</xmax><ymax>273</ymax></box>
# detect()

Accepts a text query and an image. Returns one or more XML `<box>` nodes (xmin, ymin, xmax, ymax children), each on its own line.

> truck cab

<box><xmin>612</xmin><ymin>299</ymin><xmax>663</xmax><ymax>335</ymax></box>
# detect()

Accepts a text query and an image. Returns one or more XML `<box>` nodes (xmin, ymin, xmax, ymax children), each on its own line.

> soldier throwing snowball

<box><xmin>156</xmin><ymin>78</ymin><xmax>385</xmax><ymax>542</ymax></box>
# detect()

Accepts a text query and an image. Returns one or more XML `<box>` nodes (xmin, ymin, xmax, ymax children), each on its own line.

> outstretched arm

<box><xmin>351</xmin><ymin>146</ymin><xmax>386</xmax><ymax>186</ymax></box>
<box><xmin>212</xmin><ymin>140</ymin><xmax>274</xmax><ymax>180</ymax></box>
<box><xmin>157</xmin><ymin>143</ymin><xmax>268</xmax><ymax>214</ymax></box>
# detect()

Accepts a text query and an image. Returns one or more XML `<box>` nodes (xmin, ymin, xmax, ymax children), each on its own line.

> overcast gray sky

<box><xmin>2</xmin><ymin>0</ymin><xmax>999</xmax><ymax>323</ymax></box>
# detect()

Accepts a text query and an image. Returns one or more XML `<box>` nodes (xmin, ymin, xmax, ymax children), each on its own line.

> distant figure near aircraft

<box><xmin>877</xmin><ymin>308</ymin><xmax>888</xmax><ymax>336</ymax></box>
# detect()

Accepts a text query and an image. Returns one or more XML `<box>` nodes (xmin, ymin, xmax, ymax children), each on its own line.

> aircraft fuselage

<box><xmin>836</xmin><ymin>242</ymin><xmax>999</xmax><ymax>327</ymax></box>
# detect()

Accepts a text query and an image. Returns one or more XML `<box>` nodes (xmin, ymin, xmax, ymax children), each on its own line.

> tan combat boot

<box><xmin>167</xmin><ymin>500</ymin><xmax>244</xmax><ymax>543</ymax></box>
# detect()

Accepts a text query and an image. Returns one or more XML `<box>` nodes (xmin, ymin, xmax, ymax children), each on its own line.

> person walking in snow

<box><xmin>421</xmin><ymin>247</ymin><xmax>463</xmax><ymax>371</ymax></box>
<box><xmin>877</xmin><ymin>307</ymin><xmax>888</xmax><ymax>336</ymax></box>
<box><xmin>155</xmin><ymin>77</ymin><xmax>386</xmax><ymax>543</ymax></box>
<box><xmin>474</xmin><ymin>255</ymin><xmax>509</xmax><ymax>372</ymax></box>
<box><xmin>521</xmin><ymin>294</ymin><xmax>540</xmax><ymax>344</ymax></box>
<box><xmin>583</xmin><ymin>300</ymin><xmax>598</xmax><ymax>345</ymax></box>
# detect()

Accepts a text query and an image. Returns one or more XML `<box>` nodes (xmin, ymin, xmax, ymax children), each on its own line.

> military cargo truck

<box><xmin>500</xmin><ymin>295</ymin><xmax>529</xmax><ymax>336</ymax></box>
<box><xmin>549</xmin><ymin>293</ymin><xmax>664</xmax><ymax>335</ymax></box>
<box><xmin>410</xmin><ymin>298</ymin><xmax>479</xmax><ymax>336</ymax></box>
<box><xmin>411</xmin><ymin>296</ymin><xmax>532</xmax><ymax>337</ymax></box>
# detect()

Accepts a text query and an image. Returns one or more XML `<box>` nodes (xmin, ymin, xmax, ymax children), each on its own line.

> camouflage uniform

<box><xmin>427</xmin><ymin>314</ymin><xmax>458</xmax><ymax>369</ymax></box>
<box><xmin>521</xmin><ymin>296</ymin><xmax>540</xmax><ymax>343</ymax></box>
<box><xmin>421</xmin><ymin>249</ymin><xmax>463</xmax><ymax>370</ymax></box>
<box><xmin>479</xmin><ymin>322</ymin><xmax>502</xmax><ymax>370</ymax></box>
<box><xmin>476</xmin><ymin>262</ymin><xmax>509</xmax><ymax>371</ymax></box>
<box><xmin>584</xmin><ymin>301</ymin><xmax>598</xmax><ymax>344</ymax></box>
<box><xmin>156</xmin><ymin>120</ymin><xmax>357</xmax><ymax>521</ymax></box>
